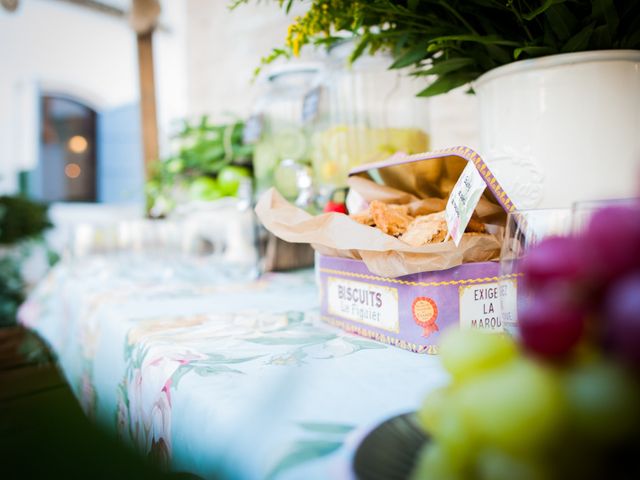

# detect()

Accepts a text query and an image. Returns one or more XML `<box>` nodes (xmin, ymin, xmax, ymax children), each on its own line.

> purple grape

<box><xmin>518</xmin><ymin>287</ymin><xmax>585</xmax><ymax>359</ymax></box>
<box><xmin>583</xmin><ymin>204</ymin><xmax>640</xmax><ymax>281</ymax></box>
<box><xmin>521</xmin><ymin>236</ymin><xmax>586</xmax><ymax>289</ymax></box>
<box><xmin>604</xmin><ymin>273</ymin><xmax>640</xmax><ymax>367</ymax></box>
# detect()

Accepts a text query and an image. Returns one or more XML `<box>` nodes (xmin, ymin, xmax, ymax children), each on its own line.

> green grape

<box><xmin>440</xmin><ymin>329</ymin><xmax>518</xmax><ymax>383</ymax></box>
<box><xmin>417</xmin><ymin>387</ymin><xmax>449</xmax><ymax>434</ymax></box>
<box><xmin>418</xmin><ymin>387</ymin><xmax>476</xmax><ymax>469</ymax></box>
<box><xmin>410</xmin><ymin>443</ymin><xmax>468</xmax><ymax>480</ymax></box>
<box><xmin>563</xmin><ymin>359</ymin><xmax>640</xmax><ymax>443</ymax></box>
<box><xmin>435</xmin><ymin>407</ymin><xmax>475</xmax><ymax>467</ymax></box>
<box><xmin>455</xmin><ymin>359</ymin><xmax>563</xmax><ymax>454</ymax></box>
<box><xmin>476</xmin><ymin>448</ymin><xmax>549</xmax><ymax>480</ymax></box>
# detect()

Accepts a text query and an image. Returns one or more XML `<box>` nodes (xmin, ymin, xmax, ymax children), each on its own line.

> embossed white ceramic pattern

<box><xmin>475</xmin><ymin>50</ymin><xmax>640</xmax><ymax>209</ymax></box>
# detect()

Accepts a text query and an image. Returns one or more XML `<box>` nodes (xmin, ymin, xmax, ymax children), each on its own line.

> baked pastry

<box><xmin>400</xmin><ymin>212</ymin><xmax>448</xmax><ymax>246</ymax></box>
<box><xmin>349</xmin><ymin>200</ymin><xmax>487</xmax><ymax>245</ymax></box>
<box><xmin>466</xmin><ymin>217</ymin><xmax>486</xmax><ymax>234</ymax></box>
<box><xmin>400</xmin><ymin>211</ymin><xmax>487</xmax><ymax>246</ymax></box>
<box><xmin>369</xmin><ymin>200</ymin><xmax>413</xmax><ymax>236</ymax></box>
<box><xmin>351</xmin><ymin>210</ymin><xmax>375</xmax><ymax>226</ymax></box>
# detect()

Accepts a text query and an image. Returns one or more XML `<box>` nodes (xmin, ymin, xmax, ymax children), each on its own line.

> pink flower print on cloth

<box><xmin>125</xmin><ymin>344</ymin><xmax>206</xmax><ymax>462</ymax></box>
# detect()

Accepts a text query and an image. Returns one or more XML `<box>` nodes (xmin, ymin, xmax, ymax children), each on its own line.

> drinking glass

<box><xmin>498</xmin><ymin>208</ymin><xmax>572</xmax><ymax>337</ymax></box>
<box><xmin>571</xmin><ymin>197</ymin><xmax>640</xmax><ymax>233</ymax></box>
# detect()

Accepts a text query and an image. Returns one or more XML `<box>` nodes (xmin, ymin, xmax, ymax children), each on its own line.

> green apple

<box><xmin>217</xmin><ymin>165</ymin><xmax>251</xmax><ymax>196</ymax></box>
<box><xmin>189</xmin><ymin>176</ymin><xmax>222</xmax><ymax>201</ymax></box>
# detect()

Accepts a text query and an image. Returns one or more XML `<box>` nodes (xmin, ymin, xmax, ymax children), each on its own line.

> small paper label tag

<box><xmin>498</xmin><ymin>277</ymin><xmax>518</xmax><ymax>337</ymax></box>
<box><xmin>243</xmin><ymin>114</ymin><xmax>264</xmax><ymax>144</ymax></box>
<box><xmin>445</xmin><ymin>161</ymin><xmax>487</xmax><ymax>246</ymax></box>
<box><xmin>459</xmin><ymin>283</ymin><xmax>503</xmax><ymax>332</ymax></box>
<box><xmin>302</xmin><ymin>86</ymin><xmax>321</xmax><ymax>124</ymax></box>
<box><xmin>327</xmin><ymin>276</ymin><xmax>399</xmax><ymax>332</ymax></box>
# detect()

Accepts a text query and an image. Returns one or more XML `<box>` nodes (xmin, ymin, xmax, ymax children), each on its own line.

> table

<box><xmin>19</xmin><ymin>254</ymin><xmax>447</xmax><ymax>479</ymax></box>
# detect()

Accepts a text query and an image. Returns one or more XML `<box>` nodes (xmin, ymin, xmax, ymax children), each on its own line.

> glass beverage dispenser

<box><xmin>312</xmin><ymin>41</ymin><xmax>431</xmax><ymax>204</ymax></box>
<box><xmin>250</xmin><ymin>63</ymin><xmax>320</xmax><ymax>271</ymax></box>
<box><xmin>251</xmin><ymin>63</ymin><xmax>322</xmax><ymax>210</ymax></box>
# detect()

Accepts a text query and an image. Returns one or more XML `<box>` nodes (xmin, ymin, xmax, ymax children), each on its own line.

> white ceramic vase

<box><xmin>474</xmin><ymin>50</ymin><xmax>640</xmax><ymax>209</ymax></box>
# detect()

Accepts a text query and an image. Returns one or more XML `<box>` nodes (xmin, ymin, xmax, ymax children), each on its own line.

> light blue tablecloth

<box><xmin>19</xmin><ymin>254</ymin><xmax>446</xmax><ymax>479</ymax></box>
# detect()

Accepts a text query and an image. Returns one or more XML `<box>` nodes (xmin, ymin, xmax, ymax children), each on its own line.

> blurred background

<box><xmin>0</xmin><ymin>0</ymin><xmax>478</xmax><ymax>201</ymax></box>
<box><xmin>1</xmin><ymin>0</ymin><xmax>286</xmax><ymax>201</ymax></box>
<box><xmin>0</xmin><ymin>0</ymin><xmax>481</xmax><ymax>288</ymax></box>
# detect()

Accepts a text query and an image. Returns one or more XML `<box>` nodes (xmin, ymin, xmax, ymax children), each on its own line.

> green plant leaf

<box><xmin>470</xmin><ymin>0</ymin><xmax>510</xmax><ymax>8</ymax></box>
<box><xmin>393</xmin><ymin>32</ymin><xmax>410</xmax><ymax>58</ymax></box>
<box><xmin>541</xmin><ymin>19</ymin><xmax>560</xmax><ymax>50</ymax></box>
<box><xmin>545</xmin><ymin>4</ymin><xmax>579</xmax><ymax>42</ymax></box>
<box><xmin>417</xmin><ymin>72</ymin><xmax>476</xmax><ymax>97</ymax></box>
<box><xmin>0</xmin><ymin>255</ymin><xmax>25</xmax><ymax>326</ymax></box>
<box><xmin>591</xmin><ymin>0</ymin><xmax>619</xmax><ymax>39</ymax></box>
<box><xmin>484</xmin><ymin>44</ymin><xmax>511</xmax><ymax>65</ymax></box>
<box><xmin>413</xmin><ymin>57</ymin><xmax>475</xmax><ymax>76</ymax></box>
<box><xmin>427</xmin><ymin>34</ymin><xmax>520</xmax><ymax>47</ymax></box>
<box><xmin>619</xmin><ymin>0</ymin><xmax>639</xmax><ymax>17</ymax></box>
<box><xmin>521</xmin><ymin>0</ymin><xmax>567</xmax><ymax>21</ymax></box>
<box><xmin>462</xmin><ymin>44</ymin><xmax>501</xmax><ymax>71</ymax></box>
<box><xmin>513</xmin><ymin>46</ymin><xmax>555</xmax><ymax>59</ymax></box>
<box><xmin>621</xmin><ymin>25</ymin><xmax>640</xmax><ymax>49</ymax></box>
<box><xmin>349</xmin><ymin>33</ymin><xmax>371</xmax><ymax>64</ymax></box>
<box><xmin>591</xmin><ymin>24</ymin><xmax>612</xmax><ymax>49</ymax></box>
<box><xmin>313</xmin><ymin>36</ymin><xmax>349</xmax><ymax>47</ymax></box>
<box><xmin>284</xmin><ymin>0</ymin><xmax>294</xmax><ymax>14</ymax></box>
<box><xmin>390</xmin><ymin>39</ymin><xmax>431</xmax><ymax>68</ymax></box>
<box><xmin>0</xmin><ymin>196</ymin><xmax>51</xmax><ymax>245</ymax></box>
<box><xmin>562</xmin><ymin>23</ymin><xmax>595</xmax><ymax>52</ymax></box>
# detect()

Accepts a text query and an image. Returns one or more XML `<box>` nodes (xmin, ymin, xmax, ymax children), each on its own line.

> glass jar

<box><xmin>250</xmin><ymin>63</ymin><xmax>322</xmax><ymax>210</ymax></box>
<box><xmin>312</xmin><ymin>41</ymin><xmax>431</xmax><ymax>202</ymax></box>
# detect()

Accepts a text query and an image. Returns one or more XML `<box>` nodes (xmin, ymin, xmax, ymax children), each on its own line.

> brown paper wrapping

<box><xmin>255</xmin><ymin>180</ymin><xmax>503</xmax><ymax>278</ymax></box>
<box><xmin>348</xmin><ymin>173</ymin><xmax>504</xmax><ymax>222</ymax></box>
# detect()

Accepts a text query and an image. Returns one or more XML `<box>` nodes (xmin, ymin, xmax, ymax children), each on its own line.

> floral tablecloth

<box><xmin>18</xmin><ymin>254</ymin><xmax>446</xmax><ymax>479</ymax></box>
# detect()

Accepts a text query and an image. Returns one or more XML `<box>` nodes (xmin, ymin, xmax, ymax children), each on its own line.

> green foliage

<box><xmin>245</xmin><ymin>0</ymin><xmax>640</xmax><ymax>96</ymax></box>
<box><xmin>146</xmin><ymin>116</ymin><xmax>253</xmax><ymax>215</ymax></box>
<box><xmin>0</xmin><ymin>256</ymin><xmax>24</xmax><ymax>327</ymax></box>
<box><xmin>0</xmin><ymin>242</ymin><xmax>59</xmax><ymax>327</ymax></box>
<box><xmin>0</xmin><ymin>196</ymin><xmax>51</xmax><ymax>245</ymax></box>
<box><xmin>0</xmin><ymin>196</ymin><xmax>54</xmax><ymax>326</ymax></box>
<box><xmin>150</xmin><ymin>116</ymin><xmax>252</xmax><ymax>186</ymax></box>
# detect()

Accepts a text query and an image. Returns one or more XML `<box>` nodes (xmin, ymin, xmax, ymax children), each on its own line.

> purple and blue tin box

<box><xmin>315</xmin><ymin>146</ymin><xmax>515</xmax><ymax>353</ymax></box>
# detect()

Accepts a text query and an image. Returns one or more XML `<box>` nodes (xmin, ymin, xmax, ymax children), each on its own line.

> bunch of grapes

<box><xmin>413</xmin><ymin>202</ymin><xmax>640</xmax><ymax>480</ymax></box>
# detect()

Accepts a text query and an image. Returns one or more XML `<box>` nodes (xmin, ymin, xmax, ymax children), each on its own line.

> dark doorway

<box><xmin>38</xmin><ymin>95</ymin><xmax>97</xmax><ymax>202</ymax></box>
